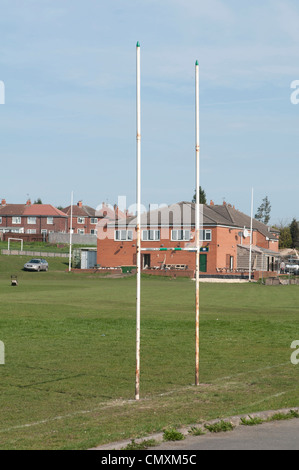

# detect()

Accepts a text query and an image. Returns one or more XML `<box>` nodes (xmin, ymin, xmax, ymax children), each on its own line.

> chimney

<box><xmin>1</xmin><ymin>199</ymin><xmax>6</xmax><ymax>206</ymax></box>
<box><xmin>223</xmin><ymin>201</ymin><xmax>226</xmax><ymax>206</ymax></box>
<box><xmin>26</xmin><ymin>198</ymin><xmax>31</xmax><ymax>206</ymax></box>
<box><xmin>77</xmin><ymin>201</ymin><xmax>82</xmax><ymax>208</ymax></box>
<box><xmin>210</xmin><ymin>200</ymin><xmax>214</xmax><ymax>206</ymax></box>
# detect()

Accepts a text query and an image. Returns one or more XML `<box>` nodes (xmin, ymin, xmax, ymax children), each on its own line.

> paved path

<box><xmin>150</xmin><ymin>419</ymin><xmax>299</xmax><ymax>450</ymax></box>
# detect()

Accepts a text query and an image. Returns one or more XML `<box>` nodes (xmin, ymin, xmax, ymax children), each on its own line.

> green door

<box><xmin>200</xmin><ymin>254</ymin><xmax>207</xmax><ymax>273</ymax></box>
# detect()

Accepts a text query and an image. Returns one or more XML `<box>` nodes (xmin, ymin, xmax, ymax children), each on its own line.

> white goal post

<box><xmin>8</xmin><ymin>238</ymin><xmax>24</xmax><ymax>251</ymax></box>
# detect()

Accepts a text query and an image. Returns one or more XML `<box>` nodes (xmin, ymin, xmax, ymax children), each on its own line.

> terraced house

<box><xmin>61</xmin><ymin>201</ymin><xmax>129</xmax><ymax>236</ymax></box>
<box><xmin>0</xmin><ymin>199</ymin><xmax>67</xmax><ymax>236</ymax></box>
<box><xmin>97</xmin><ymin>201</ymin><xmax>280</xmax><ymax>278</ymax></box>
<box><xmin>61</xmin><ymin>200</ymin><xmax>101</xmax><ymax>236</ymax></box>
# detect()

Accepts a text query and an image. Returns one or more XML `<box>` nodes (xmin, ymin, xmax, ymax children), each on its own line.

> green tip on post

<box><xmin>136</xmin><ymin>41</ymin><xmax>140</xmax><ymax>47</ymax></box>
<box><xmin>195</xmin><ymin>60</ymin><xmax>199</xmax><ymax>66</ymax></box>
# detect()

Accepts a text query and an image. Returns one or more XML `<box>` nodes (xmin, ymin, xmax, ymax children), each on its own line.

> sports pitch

<box><xmin>0</xmin><ymin>255</ymin><xmax>298</xmax><ymax>449</ymax></box>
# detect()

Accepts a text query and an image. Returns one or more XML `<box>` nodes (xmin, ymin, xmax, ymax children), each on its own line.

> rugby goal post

<box><xmin>8</xmin><ymin>238</ymin><xmax>24</xmax><ymax>251</ymax></box>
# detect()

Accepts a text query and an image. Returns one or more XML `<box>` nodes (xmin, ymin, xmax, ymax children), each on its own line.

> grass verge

<box><xmin>0</xmin><ymin>256</ymin><xmax>298</xmax><ymax>449</ymax></box>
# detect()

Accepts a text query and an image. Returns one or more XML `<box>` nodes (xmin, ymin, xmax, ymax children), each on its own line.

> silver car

<box><xmin>24</xmin><ymin>259</ymin><xmax>49</xmax><ymax>272</ymax></box>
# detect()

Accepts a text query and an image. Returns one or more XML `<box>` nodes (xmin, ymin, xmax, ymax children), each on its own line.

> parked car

<box><xmin>284</xmin><ymin>259</ymin><xmax>299</xmax><ymax>275</ymax></box>
<box><xmin>23</xmin><ymin>259</ymin><xmax>49</xmax><ymax>272</ymax></box>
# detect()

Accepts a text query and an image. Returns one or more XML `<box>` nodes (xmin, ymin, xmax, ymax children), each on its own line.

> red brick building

<box><xmin>61</xmin><ymin>201</ymin><xmax>129</xmax><ymax>236</ymax></box>
<box><xmin>62</xmin><ymin>201</ymin><xmax>99</xmax><ymax>236</ymax></box>
<box><xmin>0</xmin><ymin>199</ymin><xmax>68</xmax><ymax>236</ymax></box>
<box><xmin>97</xmin><ymin>201</ymin><xmax>280</xmax><ymax>276</ymax></box>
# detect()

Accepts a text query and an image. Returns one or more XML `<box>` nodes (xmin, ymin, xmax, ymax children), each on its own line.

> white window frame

<box><xmin>90</xmin><ymin>218</ymin><xmax>98</xmax><ymax>224</ymax></box>
<box><xmin>12</xmin><ymin>217</ymin><xmax>21</xmax><ymax>225</ymax></box>
<box><xmin>115</xmin><ymin>230</ymin><xmax>133</xmax><ymax>241</ymax></box>
<box><xmin>142</xmin><ymin>230</ymin><xmax>160</xmax><ymax>241</ymax></box>
<box><xmin>26</xmin><ymin>229</ymin><xmax>37</xmax><ymax>234</ymax></box>
<box><xmin>77</xmin><ymin>217</ymin><xmax>85</xmax><ymax>224</ymax></box>
<box><xmin>0</xmin><ymin>217</ymin><xmax>2</xmax><ymax>224</ymax></box>
<box><xmin>171</xmin><ymin>229</ymin><xmax>191</xmax><ymax>241</ymax></box>
<box><xmin>90</xmin><ymin>229</ymin><xmax>97</xmax><ymax>235</ymax></box>
<box><xmin>41</xmin><ymin>229</ymin><xmax>48</xmax><ymax>235</ymax></box>
<box><xmin>47</xmin><ymin>217</ymin><xmax>54</xmax><ymax>225</ymax></box>
<box><xmin>77</xmin><ymin>228</ymin><xmax>85</xmax><ymax>234</ymax></box>
<box><xmin>200</xmin><ymin>229</ymin><xmax>212</xmax><ymax>242</ymax></box>
<box><xmin>27</xmin><ymin>217</ymin><xmax>36</xmax><ymax>225</ymax></box>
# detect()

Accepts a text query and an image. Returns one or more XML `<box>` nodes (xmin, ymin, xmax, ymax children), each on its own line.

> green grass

<box><xmin>0</xmin><ymin>240</ymin><xmax>93</xmax><ymax>254</ymax></box>
<box><xmin>0</xmin><ymin>254</ymin><xmax>298</xmax><ymax>449</ymax></box>
<box><xmin>163</xmin><ymin>428</ymin><xmax>185</xmax><ymax>441</ymax></box>
<box><xmin>204</xmin><ymin>421</ymin><xmax>234</xmax><ymax>433</ymax></box>
<box><xmin>122</xmin><ymin>439</ymin><xmax>158</xmax><ymax>450</ymax></box>
<box><xmin>240</xmin><ymin>416</ymin><xmax>264</xmax><ymax>426</ymax></box>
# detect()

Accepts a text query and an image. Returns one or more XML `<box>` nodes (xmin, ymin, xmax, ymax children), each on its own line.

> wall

<box><xmin>49</xmin><ymin>232</ymin><xmax>97</xmax><ymax>245</ymax></box>
<box><xmin>97</xmin><ymin>223</ymin><xmax>280</xmax><ymax>274</ymax></box>
<box><xmin>97</xmin><ymin>226</ymin><xmax>215</xmax><ymax>273</ymax></box>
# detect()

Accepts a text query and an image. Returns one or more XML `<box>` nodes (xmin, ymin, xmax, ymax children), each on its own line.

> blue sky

<box><xmin>0</xmin><ymin>0</ymin><xmax>299</xmax><ymax>225</ymax></box>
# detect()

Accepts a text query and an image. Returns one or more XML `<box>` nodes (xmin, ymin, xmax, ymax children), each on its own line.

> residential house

<box><xmin>0</xmin><ymin>199</ymin><xmax>68</xmax><ymax>236</ymax></box>
<box><xmin>62</xmin><ymin>201</ymin><xmax>130</xmax><ymax>236</ymax></box>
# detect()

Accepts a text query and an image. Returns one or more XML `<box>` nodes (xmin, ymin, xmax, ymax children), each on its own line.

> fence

<box><xmin>1</xmin><ymin>250</ymin><xmax>69</xmax><ymax>258</ymax></box>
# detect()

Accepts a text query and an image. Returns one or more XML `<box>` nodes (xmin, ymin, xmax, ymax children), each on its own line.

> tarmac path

<box><xmin>150</xmin><ymin>419</ymin><xmax>299</xmax><ymax>450</ymax></box>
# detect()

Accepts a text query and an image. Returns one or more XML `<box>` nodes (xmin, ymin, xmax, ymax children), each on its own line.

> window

<box><xmin>115</xmin><ymin>230</ymin><xmax>133</xmax><ymax>241</ymax></box>
<box><xmin>27</xmin><ymin>217</ymin><xmax>36</xmax><ymax>224</ymax></box>
<box><xmin>142</xmin><ymin>230</ymin><xmax>160</xmax><ymax>241</ymax></box>
<box><xmin>90</xmin><ymin>218</ymin><xmax>98</xmax><ymax>224</ymax></box>
<box><xmin>12</xmin><ymin>217</ymin><xmax>21</xmax><ymax>225</ymax></box>
<box><xmin>77</xmin><ymin>217</ymin><xmax>85</xmax><ymax>224</ymax></box>
<box><xmin>90</xmin><ymin>229</ymin><xmax>97</xmax><ymax>235</ymax></box>
<box><xmin>41</xmin><ymin>229</ymin><xmax>47</xmax><ymax>235</ymax></box>
<box><xmin>200</xmin><ymin>229</ymin><xmax>212</xmax><ymax>241</ymax></box>
<box><xmin>0</xmin><ymin>217</ymin><xmax>2</xmax><ymax>224</ymax></box>
<box><xmin>26</xmin><ymin>229</ymin><xmax>36</xmax><ymax>234</ymax></box>
<box><xmin>47</xmin><ymin>217</ymin><xmax>54</xmax><ymax>225</ymax></box>
<box><xmin>171</xmin><ymin>230</ymin><xmax>191</xmax><ymax>241</ymax></box>
<box><xmin>77</xmin><ymin>229</ymin><xmax>85</xmax><ymax>234</ymax></box>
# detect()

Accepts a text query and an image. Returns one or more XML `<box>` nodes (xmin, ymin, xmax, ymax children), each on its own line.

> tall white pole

<box><xmin>195</xmin><ymin>60</ymin><xmax>200</xmax><ymax>386</ymax></box>
<box><xmin>249</xmin><ymin>188</ymin><xmax>254</xmax><ymax>282</ymax></box>
<box><xmin>135</xmin><ymin>42</ymin><xmax>141</xmax><ymax>401</ymax></box>
<box><xmin>68</xmin><ymin>191</ymin><xmax>73</xmax><ymax>272</ymax></box>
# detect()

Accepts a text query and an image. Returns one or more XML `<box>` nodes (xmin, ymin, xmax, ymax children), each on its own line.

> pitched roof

<box><xmin>110</xmin><ymin>202</ymin><xmax>279</xmax><ymax>240</ymax></box>
<box><xmin>62</xmin><ymin>205</ymin><xmax>96</xmax><ymax>217</ymax></box>
<box><xmin>24</xmin><ymin>205</ymin><xmax>67</xmax><ymax>217</ymax></box>
<box><xmin>0</xmin><ymin>204</ymin><xmax>67</xmax><ymax>217</ymax></box>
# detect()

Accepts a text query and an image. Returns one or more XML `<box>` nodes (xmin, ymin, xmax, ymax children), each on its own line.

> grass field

<box><xmin>0</xmin><ymin>240</ymin><xmax>92</xmax><ymax>253</ymax></box>
<box><xmin>0</xmin><ymin>254</ymin><xmax>298</xmax><ymax>449</ymax></box>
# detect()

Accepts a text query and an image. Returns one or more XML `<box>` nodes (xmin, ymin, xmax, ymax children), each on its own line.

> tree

<box><xmin>278</xmin><ymin>226</ymin><xmax>292</xmax><ymax>249</ymax></box>
<box><xmin>255</xmin><ymin>196</ymin><xmax>271</xmax><ymax>225</ymax></box>
<box><xmin>34</xmin><ymin>198</ymin><xmax>43</xmax><ymax>204</ymax></box>
<box><xmin>290</xmin><ymin>218</ymin><xmax>299</xmax><ymax>248</ymax></box>
<box><xmin>192</xmin><ymin>186</ymin><xmax>207</xmax><ymax>204</ymax></box>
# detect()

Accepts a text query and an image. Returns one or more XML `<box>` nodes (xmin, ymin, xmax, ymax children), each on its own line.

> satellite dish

<box><xmin>243</xmin><ymin>229</ymin><xmax>249</xmax><ymax>238</ymax></box>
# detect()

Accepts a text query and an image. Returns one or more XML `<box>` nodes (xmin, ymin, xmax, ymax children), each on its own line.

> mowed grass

<box><xmin>0</xmin><ymin>254</ymin><xmax>298</xmax><ymax>449</ymax></box>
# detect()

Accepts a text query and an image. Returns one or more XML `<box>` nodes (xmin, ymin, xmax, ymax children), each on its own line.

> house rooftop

<box><xmin>0</xmin><ymin>203</ymin><xmax>67</xmax><ymax>217</ymax></box>
<box><xmin>109</xmin><ymin>201</ymin><xmax>279</xmax><ymax>240</ymax></box>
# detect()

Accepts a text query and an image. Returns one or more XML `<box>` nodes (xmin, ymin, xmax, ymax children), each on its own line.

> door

<box><xmin>143</xmin><ymin>254</ymin><xmax>151</xmax><ymax>269</ymax></box>
<box><xmin>81</xmin><ymin>251</ymin><xmax>88</xmax><ymax>269</ymax></box>
<box><xmin>200</xmin><ymin>254</ymin><xmax>207</xmax><ymax>273</ymax></box>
